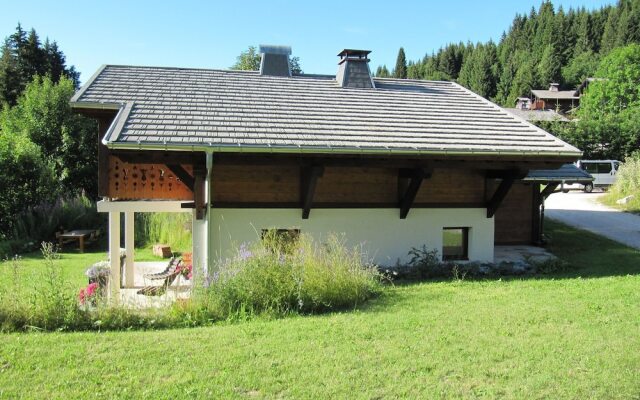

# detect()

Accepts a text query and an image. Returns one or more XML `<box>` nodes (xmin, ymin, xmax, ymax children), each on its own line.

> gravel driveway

<box><xmin>545</xmin><ymin>191</ymin><xmax>640</xmax><ymax>250</ymax></box>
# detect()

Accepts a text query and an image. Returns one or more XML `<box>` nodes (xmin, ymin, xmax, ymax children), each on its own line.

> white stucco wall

<box><xmin>209</xmin><ymin>208</ymin><xmax>494</xmax><ymax>267</ymax></box>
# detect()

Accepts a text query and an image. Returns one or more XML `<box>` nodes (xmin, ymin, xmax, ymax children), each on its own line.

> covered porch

<box><xmin>97</xmin><ymin>199</ymin><xmax>209</xmax><ymax>304</ymax></box>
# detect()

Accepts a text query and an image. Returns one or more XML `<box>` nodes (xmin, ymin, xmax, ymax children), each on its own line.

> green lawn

<box><xmin>1</xmin><ymin>220</ymin><xmax>639</xmax><ymax>399</ymax></box>
<box><xmin>0</xmin><ymin>244</ymin><xmax>170</xmax><ymax>292</ymax></box>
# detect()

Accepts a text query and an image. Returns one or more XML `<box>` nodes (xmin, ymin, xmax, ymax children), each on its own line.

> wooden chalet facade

<box><xmin>71</xmin><ymin>47</ymin><xmax>581</xmax><ymax>295</ymax></box>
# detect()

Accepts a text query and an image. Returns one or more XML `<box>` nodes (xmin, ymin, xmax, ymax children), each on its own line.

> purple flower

<box><xmin>238</xmin><ymin>243</ymin><xmax>252</xmax><ymax>261</ymax></box>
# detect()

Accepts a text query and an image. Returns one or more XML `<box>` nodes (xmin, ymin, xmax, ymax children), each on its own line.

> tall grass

<box><xmin>0</xmin><ymin>234</ymin><xmax>384</xmax><ymax>332</ymax></box>
<box><xmin>603</xmin><ymin>153</ymin><xmax>640</xmax><ymax>212</ymax></box>
<box><xmin>0</xmin><ymin>195</ymin><xmax>105</xmax><ymax>257</ymax></box>
<box><xmin>192</xmin><ymin>232</ymin><xmax>384</xmax><ymax>319</ymax></box>
<box><xmin>136</xmin><ymin>213</ymin><xmax>192</xmax><ymax>252</ymax></box>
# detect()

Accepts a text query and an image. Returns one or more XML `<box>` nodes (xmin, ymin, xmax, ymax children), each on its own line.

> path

<box><xmin>545</xmin><ymin>191</ymin><xmax>640</xmax><ymax>250</ymax></box>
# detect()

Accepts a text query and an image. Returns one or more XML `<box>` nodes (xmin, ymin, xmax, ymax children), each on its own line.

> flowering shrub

<box><xmin>78</xmin><ymin>282</ymin><xmax>100</xmax><ymax>305</ymax></box>
<box><xmin>176</xmin><ymin>263</ymin><xmax>193</xmax><ymax>280</ymax></box>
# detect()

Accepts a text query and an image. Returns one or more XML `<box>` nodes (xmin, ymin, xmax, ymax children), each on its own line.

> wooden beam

<box><xmin>193</xmin><ymin>167</ymin><xmax>206</xmax><ymax>220</ymax></box>
<box><xmin>486</xmin><ymin>177</ymin><xmax>515</xmax><ymax>218</ymax></box>
<box><xmin>531</xmin><ymin>183</ymin><xmax>542</xmax><ymax>245</ymax></box>
<box><xmin>210</xmin><ymin>153</ymin><xmax>570</xmax><ymax>171</ymax></box>
<box><xmin>114</xmin><ymin>150</ymin><xmax>206</xmax><ymax>167</ymax></box>
<box><xmin>398</xmin><ymin>167</ymin><xmax>433</xmax><ymax>219</ymax></box>
<box><xmin>166</xmin><ymin>164</ymin><xmax>195</xmax><ymax>192</ymax></box>
<box><xmin>300</xmin><ymin>165</ymin><xmax>324</xmax><ymax>219</ymax></box>
<box><xmin>485</xmin><ymin>169</ymin><xmax>528</xmax><ymax>180</ymax></box>
<box><xmin>540</xmin><ymin>182</ymin><xmax>560</xmax><ymax>199</ymax></box>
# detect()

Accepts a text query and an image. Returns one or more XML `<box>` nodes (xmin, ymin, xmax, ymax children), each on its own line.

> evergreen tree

<box><xmin>0</xmin><ymin>24</ymin><xmax>79</xmax><ymax>106</ymax></box>
<box><xmin>375</xmin><ymin>65</ymin><xmax>391</xmax><ymax>78</ymax></box>
<box><xmin>457</xmin><ymin>43</ymin><xmax>497</xmax><ymax>99</ymax></box>
<box><xmin>394</xmin><ymin>47</ymin><xmax>407</xmax><ymax>79</ymax></box>
<box><xmin>537</xmin><ymin>43</ymin><xmax>562</xmax><ymax>87</ymax></box>
<box><xmin>601</xmin><ymin>6</ymin><xmax>620</xmax><ymax>53</ymax></box>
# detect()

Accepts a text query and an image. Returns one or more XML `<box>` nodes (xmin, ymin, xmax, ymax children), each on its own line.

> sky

<box><xmin>1</xmin><ymin>0</ymin><xmax>616</xmax><ymax>84</ymax></box>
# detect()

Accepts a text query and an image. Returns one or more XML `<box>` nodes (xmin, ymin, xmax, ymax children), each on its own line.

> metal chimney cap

<box><xmin>259</xmin><ymin>45</ymin><xmax>292</xmax><ymax>56</ymax></box>
<box><xmin>337</xmin><ymin>49</ymin><xmax>371</xmax><ymax>57</ymax></box>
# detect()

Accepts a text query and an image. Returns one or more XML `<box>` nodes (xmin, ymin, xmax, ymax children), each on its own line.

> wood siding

<box><xmin>212</xmin><ymin>165</ymin><xmax>300</xmax><ymax>203</ymax></box>
<box><xmin>107</xmin><ymin>156</ymin><xmax>193</xmax><ymax>200</ymax></box>
<box><xmin>490</xmin><ymin>181</ymin><xmax>536</xmax><ymax>245</ymax></box>
<box><xmin>210</xmin><ymin>165</ymin><xmax>486</xmax><ymax>206</ymax></box>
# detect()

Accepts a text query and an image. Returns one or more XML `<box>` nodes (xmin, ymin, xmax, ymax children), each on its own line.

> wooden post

<box><xmin>124</xmin><ymin>212</ymin><xmax>135</xmax><ymax>288</ymax></box>
<box><xmin>108</xmin><ymin>211</ymin><xmax>121</xmax><ymax>300</ymax></box>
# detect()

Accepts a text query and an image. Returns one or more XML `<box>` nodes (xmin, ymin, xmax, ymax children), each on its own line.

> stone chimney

<box><xmin>259</xmin><ymin>45</ymin><xmax>291</xmax><ymax>77</ymax></box>
<box><xmin>549</xmin><ymin>82</ymin><xmax>560</xmax><ymax>92</ymax></box>
<box><xmin>336</xmin><ymin>49</ymin><xmax>375</xmax><ymax>89</ymax></box>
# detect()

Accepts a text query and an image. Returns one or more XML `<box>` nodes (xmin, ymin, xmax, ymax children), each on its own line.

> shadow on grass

<box><xmin>378</xmin><ymin>219</ymin><xmax>640</xmax><ymax>291</ymax></box>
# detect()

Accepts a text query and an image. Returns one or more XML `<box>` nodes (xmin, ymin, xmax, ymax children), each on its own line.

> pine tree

<box><xmin>375</xmin><ymin>65</ymin><xmax>390</xmax><ymax>78</ymax></box>
<box><xmin>538</xmin><ymin>43</ymin><xmax>562</xmax><ymax>87</ymax></box>
<box><xmin>457</xmin><ymin>43</ymin><xmax>498</xmax><ymax>99</ymax></box>
<box><xmin>0</xmin><ymin>25</ymin><xmax>79</xmax><ymax>106</ymax></box>
<box><xmin>394</xmin><ymin>47</ymin><xmax>407</xmax><ymax>79</ymax></box>
<box><xmin>601</xmin><ymin>6</ymin><xmax>620</xmax><ymax>53</ymax></box>
<box><xmin>0</xmin><ymin>39</ymin><xmax>19</xmax><ymax>105</ymax></box>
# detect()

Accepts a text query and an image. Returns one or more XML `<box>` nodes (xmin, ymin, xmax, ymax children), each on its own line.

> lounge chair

<box><xmin>137</xmin><ymin>258</ymin><xmax>182</xmax><ymax>296</ymax></box>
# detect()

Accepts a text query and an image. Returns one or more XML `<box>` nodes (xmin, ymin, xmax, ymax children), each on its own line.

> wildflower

<box><xmin>238</xmin><ymin>243</ymin><xmax>252</xmax><ymax>261</ymax></box>
<box><xmin>78</xmin><ymin>288</ymin><xmax>86</xmax><ymax>304</ymax></box>
<box><xmin>86</xmin><ymin>282</ymin><xmax>98</xmax><ymax>297</ymax></box>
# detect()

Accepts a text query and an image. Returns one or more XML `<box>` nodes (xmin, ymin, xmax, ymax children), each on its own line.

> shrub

<box><xmin>604</xmin><ymin>153</ymin><xmax>640</xmax><ymax>212</ymax></box>
<box><xmin>0</xmin><ymin>130</ymin><xmax>57</xmax><ymax>239</ymax></box>
<box><xmin>196</xmin><ymin>233</ymin><xmax>383</xmax><ymax>318</ymax></box>
<box><xmin>1</xmin><ymin>195</ymin><xmax>105</xmax><ymax>257</ymax></box>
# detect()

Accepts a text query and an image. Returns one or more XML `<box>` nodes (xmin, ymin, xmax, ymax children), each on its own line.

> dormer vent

<box><xmin>259</xmin><ymin>45</ymin><xmax>291</xmax><ymax>77</ymax></box>
<box><xmin>549</xmin><ymin>82</ymin><xmax>560</xmax><ymax>92</ymax></box>
<box><xmin>336</xmin><ymin>49</ymin><xmax>375</xmax><ymax>89</ymax></box>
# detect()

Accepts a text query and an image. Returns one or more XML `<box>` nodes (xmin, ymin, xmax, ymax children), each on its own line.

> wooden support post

<box><xmin>535</xmin><ymin>182</ymin><xmax>560</xmax><ymax>244</ymax></box>
<box><xmin>486</xmin><ymin>177</ymin><xmax>515</xmax><ymax>218</ymax></box>
<box><xmin>108</xmin><ymin>211</ymin><xmax>121</xmax><ymax>300</ymax></box>
<box><xmin>166</xmin><ymin>164</ymin><xmax>195</xmax><ymax>192</ymax></box>
<box><xmin>398</xmin><ymin>167</ymin><xmax>432</xmax><ymax>219</ymax></box>
<box><xmin>124</xmin><ymin>212</ymin><xmax>135</xmax><ymax>288</ymax></box>
<box><xmin>531</xmin><ymin>183</ymin><xmax>542</xmax><ymax>244</ymax></box>
<box><xmin>301</xmin><ymin>165</ymin><xmax>324</xmax><ymax>219</ymax></box>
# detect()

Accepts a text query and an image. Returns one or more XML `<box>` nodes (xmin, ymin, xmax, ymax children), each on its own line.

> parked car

<box><xmin>576</xmin><ymin>160</ymin><xmax>621</xmax><ymax>192</ymax></box>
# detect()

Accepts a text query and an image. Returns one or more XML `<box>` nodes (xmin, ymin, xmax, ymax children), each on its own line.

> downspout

<box><xmin>205</xmin><ymin>151</ymin><xmax>213</xmax><ymax>279</ymax></box>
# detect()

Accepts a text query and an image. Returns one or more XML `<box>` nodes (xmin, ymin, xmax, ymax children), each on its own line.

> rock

<box><xmin>616</xmin><ymin>195</ymin><xmax>635</xmax><ymax>205</ymax></box>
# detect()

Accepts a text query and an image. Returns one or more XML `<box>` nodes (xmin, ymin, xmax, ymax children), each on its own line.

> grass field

<box><xmin>0</xmin><ymin>241</ymin><xmax>171</xmax><ymax>292</ymax></box>
<box><xmin>0</xmin><ymin>220</ymin><xmax>639</xmax><ymax>399</ymax></box>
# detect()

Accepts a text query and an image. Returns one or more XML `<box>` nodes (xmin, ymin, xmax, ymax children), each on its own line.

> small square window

<box><xmin>261</xmin><ymin>229</ymin><xmax>300</xmax><ymax>253</ymax></box>
<box><xmin>442</xmin><ymin>228</ymin><xmax>469</xmax><ymax>261</ymax></box>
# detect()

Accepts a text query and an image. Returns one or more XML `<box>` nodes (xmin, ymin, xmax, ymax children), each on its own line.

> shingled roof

<box><xmin>71</xmin><ymin>65</ymin><xmax>581</xmax><ymax>158</ymax></box>
<box><xmin>531</xmin><ymin>89</ymin><xmax>580</xmax><ymax>100</ymax></box>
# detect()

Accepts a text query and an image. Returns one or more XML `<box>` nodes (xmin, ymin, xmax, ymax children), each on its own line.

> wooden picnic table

<box><xmin>56</xmin><ymin>229</ymin><xmax>97</xmax><ymax>253</ymax></box>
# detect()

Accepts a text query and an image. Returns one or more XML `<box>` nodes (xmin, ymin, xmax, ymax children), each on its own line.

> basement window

<box><xmin>442</xmin><ymin>228</ymin><xmax>469</xmax><ymax>261</ymax></box>
<box><xmin>261</xmin><ymin>228</ymin><xmax>300</xmax><ymax>254</ymax></box>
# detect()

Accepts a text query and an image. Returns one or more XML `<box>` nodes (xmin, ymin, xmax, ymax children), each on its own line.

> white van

<box><xmin>576</xmin><ymin>160</ymin><xmax>621</xmax><ymax>192</ymax></box>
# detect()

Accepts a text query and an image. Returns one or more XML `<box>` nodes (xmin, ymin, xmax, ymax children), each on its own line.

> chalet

<box><xmin>70</xmin><ymin>46</ymin><xmax>581</xmax><ymax>296</ymax></box>
<box><xmin>530</xmin><ymin>83</ymin><xmax>580</xmax><ymax>113</ymax></box>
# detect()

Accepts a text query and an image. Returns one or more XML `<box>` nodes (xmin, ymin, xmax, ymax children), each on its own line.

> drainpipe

<box><xmin>205</xmin><ymin>151</ymin><xmax>213</xmax><ymax>279</ymax></box>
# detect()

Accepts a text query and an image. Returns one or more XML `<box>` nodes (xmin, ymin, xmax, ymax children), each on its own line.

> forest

<box><xmin>377</xmin><ymin>0</ymin><xmax>640</xmax><ymax>106</ymax></box>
